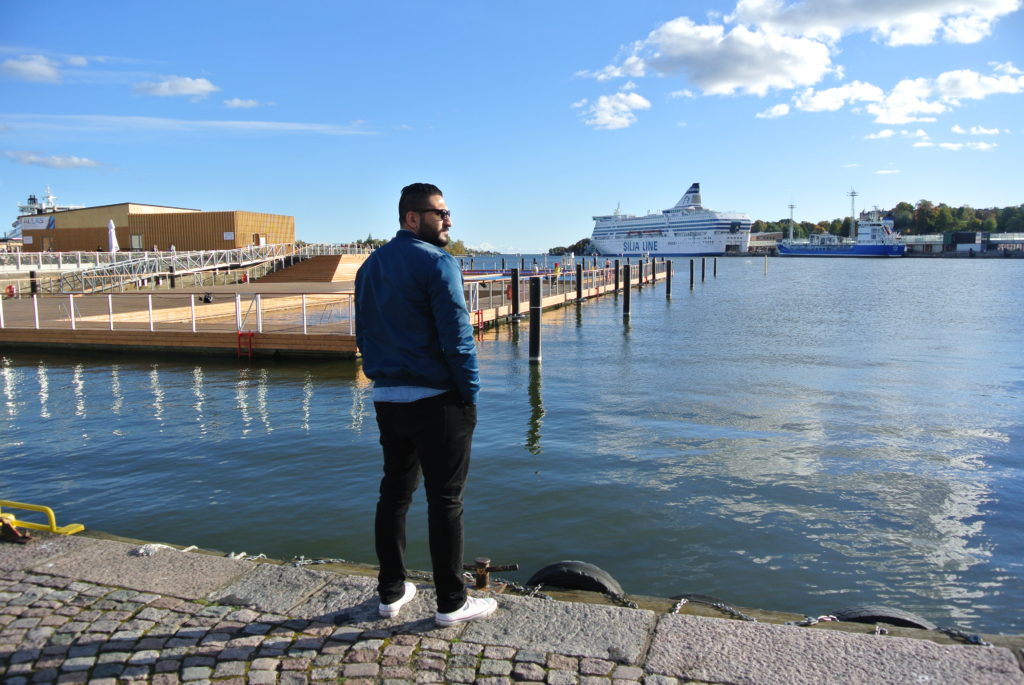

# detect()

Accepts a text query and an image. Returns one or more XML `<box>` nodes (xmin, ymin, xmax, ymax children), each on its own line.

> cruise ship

<box><xmin>590</xmin><ymin>183</ymin><xmax>751</xmax><ymax>257</ymax></box>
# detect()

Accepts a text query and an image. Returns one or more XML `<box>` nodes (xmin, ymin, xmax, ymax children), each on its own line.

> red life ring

<box><xmin>3</xmin><ymin>285</ymin><xmax>14</xmax><ymax>298</ymax></box>
<box><xmin>505</xmin><ymin>283</ymin><xmax>513</xmax><ymax>300</ymax></box>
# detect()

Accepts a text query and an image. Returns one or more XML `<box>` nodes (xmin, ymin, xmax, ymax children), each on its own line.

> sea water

<box><xmin>1</xmin><ymin>257</ymin><xmax>1021</xmax><ymax>633</ymax></box>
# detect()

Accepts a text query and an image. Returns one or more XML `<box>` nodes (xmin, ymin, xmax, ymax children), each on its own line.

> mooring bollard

<box><xmin>623</xmin><ymin>264</ymin><xmax>631</xmax><ymax>318</ymax></box>
<box><xmin>689</xmin><ymin>259</ymin><xmax>695</xmax><ymax>289</ymax></box>
<box><xmin>529</xmin><ymin>276</ymin><xmax>541</xmax><ymax>363</ymax></box>
<box><xmin>511</xmin><ymin>268</ymin><xmax>521</xmax><ymax>317</ymax></box>
<box><xmin>666</xmin><ymin>260</ymin><xmax>673</xmax><ymax>298</ymax></box>
<box><xmin>575</xmin><ymin>263</ymin><xmax>583</xmax><ymax>300</ymax></box>
<box><xmin>614</xmin><ymin>259</ymin><xmax>621</xmax><ymax>292</ymax></box>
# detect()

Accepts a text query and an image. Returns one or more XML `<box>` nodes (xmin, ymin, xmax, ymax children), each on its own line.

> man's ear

<box><xmin>403</xmin><ymin>210</ymin><xmax>420</xmax><ymax>233</ymax></box>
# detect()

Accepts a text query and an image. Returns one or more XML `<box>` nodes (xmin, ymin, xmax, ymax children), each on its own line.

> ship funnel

<box><xmin>674</xmin><ymin>183</ymin><xmax>701</xmax><ymax>208</ymax></box>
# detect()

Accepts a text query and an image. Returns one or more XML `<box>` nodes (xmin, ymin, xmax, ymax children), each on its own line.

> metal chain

<box><xmin>786</xmin><ymin>614</ymin><xmax>837</xmax><ymax>627</ymax></box>
<box><xmin>674</xmin><ymin>595</ymin><xmax>757</xmax><ymax>622</ymax></box>
<box><xmin>603</xmin><ymin>591</ymin><xmax>639</xmax><ymax>609</ymax></box>
<box><xmin>491</xmin><ymin>578</ymin><xmax>553</xmax><ymax>601</ymax></box>
<box><xmin>936</xmin><ymin>626</ymin><xmax>993</xmax><ymax>646</ymax></box>
<box><xmin>710</xmin><ymin>601</ymin><xmax>759</xmax><ymax>622</ymax></box>
<box><xmin>290</xmin><ymin>555</ymin><xmax>354</xmax><ymax>567</ymax></box>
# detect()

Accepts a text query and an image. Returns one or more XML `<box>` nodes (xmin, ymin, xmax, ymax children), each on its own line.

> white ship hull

<box><xmin>590</xmin><ymin>183</ymin><xmax>751</xmax><ymax>257</ymax></box>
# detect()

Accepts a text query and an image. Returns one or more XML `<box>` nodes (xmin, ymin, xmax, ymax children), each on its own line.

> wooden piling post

<box><xmin>511</xmin><ymin>268</ymin><xmax>521</xmax><ymax>317</ymax></box>
<box><xmin>689</xmin><ymin>259</ymin><xmax>695</xmax><ymax>289</ymax></box>
<box><xmin>666</xmin><ymin>260</ymin><xmax>672</xmax><ymax>298</ymax></box>
<box><xmin>701</xmin><ymin>257</ymin><xmax>706</xmax><ymax>282</ymax></box>
<box><xmin>529</xmin><ymin>276</ymin><xmax>541</xmax><ymax>363</ymax></box>
<box><xmin>614</xmin><ymin>259</ymin><xmax>621</xmax><ymax>292</ymax></box>
<box><xmin>623</xmin><ymin>264</ymin><xmax>631</xmax><ymax>318</ymax></box>
<box><xmin>575</xmin><ymin>263</ymin><xmax>583</xmax><ymax>300</ymax></box>
<box><xmin>714</xmin><ymin>257</ymin><xmax>718</xmax><ymax>277</ymax></box>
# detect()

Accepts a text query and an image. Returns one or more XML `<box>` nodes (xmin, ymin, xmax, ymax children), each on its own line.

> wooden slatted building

<box><xmin>19</xmin><ymin>202</ymin><xmax>294</xmax><ymax>252</ymax></box>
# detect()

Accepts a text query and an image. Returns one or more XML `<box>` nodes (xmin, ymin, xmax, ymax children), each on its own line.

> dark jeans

<box><xmin>374</xmin><ymin>391</ymin><xmax>476</xmax><ymax>613</ymax></box>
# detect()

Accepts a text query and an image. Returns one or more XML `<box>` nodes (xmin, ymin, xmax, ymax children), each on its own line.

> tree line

<box><xmin>753</xmin><ymin>201</ymin><xmax>1024</xmax><ymax>237</ymax></box>
<box><xmin>353</xmin><ymin>234</ymin><xmax>494</xmax><ymax>256</ymax></box>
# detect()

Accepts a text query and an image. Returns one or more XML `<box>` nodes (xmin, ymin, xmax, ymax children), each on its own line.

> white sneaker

<box><xmin>378</xmin><ymin>582</ymin><xmax>417</xmax><ymax>618</ymax></box>
<box><xmin>435</xmin><ymin>595</ymin><xmax>498</xmax><ymax>627</ymax></box>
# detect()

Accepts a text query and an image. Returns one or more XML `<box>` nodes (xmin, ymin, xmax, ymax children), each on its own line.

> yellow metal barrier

<box><xmin>0</xmin><ymin>500</ymin><xmax>84</xmax><ymax>535</ymax></box>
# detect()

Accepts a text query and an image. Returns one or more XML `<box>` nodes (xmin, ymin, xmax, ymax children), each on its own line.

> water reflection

<box><xmin>73</xmin><ymin>364</ymin><xmax>85</xmax><ymax>417</ymax></box>
<box><xmin>236</xmin><ymin>368</ymin><xmax>252</xmax><ymax>435</ymax></box>
<box><xmin>526</xmin><ymin>364</ymin><xmax>544</xmax><ymax>455</ymax></box>
<box><xmin>37</xmin><ymin>362</ymin><xmax>50</xmax><ymax>418</ymax></box>
<box><xmin>257</xmin><ymin>368</ymin><xmax>272</xmax><ymax>433</ymax></box>
<box><xmin>192</xmin><ymin>366</ymin><xmax>206</xmax><ymax>435</ymax></box>
<box><xmin>149</xmin><ymin>365</ymin><xmax>164</xmax><ymax>425</ymax></box>
<box><xmin>2</xmin><ymin>357</ymin><xmax>14</xmax><ymax>416</ymax></box>
<box><xmin>301</xmin><ymin>370</ymin><xmax>313</xmax><ymax>431</ymax></box>
<box><xmin>110</xmin><ymin>365</ymin><xmax>123</xmax><ymax>415</ymax></box>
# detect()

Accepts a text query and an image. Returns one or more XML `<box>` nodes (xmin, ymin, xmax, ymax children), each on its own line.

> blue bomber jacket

<box><xmin>355</xmin><ymin>229</ymin><xmax>480</xmax><ymax>405</ymax></box>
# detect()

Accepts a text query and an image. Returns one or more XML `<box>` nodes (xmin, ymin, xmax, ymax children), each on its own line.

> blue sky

<box><xmin>2</xmin><ymin>1</ymin><xmax>1022</xmax><ymax>252</ymax></box>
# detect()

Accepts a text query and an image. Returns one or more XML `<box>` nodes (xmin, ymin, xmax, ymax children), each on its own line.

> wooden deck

<box><xmin>0</xmin><ymin>258</ymin><xmax>672</xmax><ymax>359</ymax></box>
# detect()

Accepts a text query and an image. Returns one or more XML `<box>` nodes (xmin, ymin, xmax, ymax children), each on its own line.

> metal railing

<box><xmin>0</xmin><ymin>259</ymin><xmax>672</xmax><ymax>336</ymax></box>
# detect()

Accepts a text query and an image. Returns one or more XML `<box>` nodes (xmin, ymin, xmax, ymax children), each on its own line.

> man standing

<box><xmin>355</xmin><ymin>183</ymin><xmax>497</xmax><ymax>627</ymax></box>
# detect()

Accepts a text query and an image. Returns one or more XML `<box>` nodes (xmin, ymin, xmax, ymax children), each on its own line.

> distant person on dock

<box><xmin>354</xmin><ymin>182</ymin><xmax>496</xmax><ymax>628</ymax></box>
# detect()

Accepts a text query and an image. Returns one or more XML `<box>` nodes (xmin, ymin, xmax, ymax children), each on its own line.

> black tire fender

<box><xmin>526</xmin><ymin>560</ymin><xmax>624</xmax><ymax>595</ymax></box>
<box><xmin>829</xmin><ymin>605</ymin><xmax>937</xmax><ymax>630</ymax></box>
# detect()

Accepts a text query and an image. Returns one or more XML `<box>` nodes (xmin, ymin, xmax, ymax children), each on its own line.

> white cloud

<box><xmin>864</xmin><ymin>78</ymin><xmax>947</xmax><ymax>124</ymax></box>
<box><xmin>134</xmin><ymin>76</ymin><xmax>220</xmax><ymax>98</ymax></box>
<box><xmin>730</xmin><ymin>0</ymin><xmax>1021</xmax><ymax>46</ymax></box>
<box><xmin>577</xmin><ymin>54</ymin><xmax>646</xmax><ymax>82</ymax></box>
<box><xmin>669</xmin><ymin>89</ymin><xmax>696</xmax><ymax>99</ymax></box>
<box><xmin>0</xmin><ymin>114</ymin><xmax>372</xmax><ymax>136</ymax></box>
<box><xmin>581</xmin><ymin>92</ymin><xmax>652</xmax><ymax>130</ymax></box>
<box><xmin>575</xmin><ymin>4</ymin><xmax>1023</xmax><ymax>128</ymax></box>
<box><xmin>795</xmin><ymin>80</ymin><xmax>884</xmax><ymax>112</ymax></box>
<box><xmin>865</xmin><ymin>129</ymin><xmax>895</xmax><ymax>139</ymax></box>
<box><xmin>0</xmin><ymin>55</ymin><xmax>62</xmax><ymax>83</ymax></box>
<box><xmin>4</xmin><ymin>150</ymin><xmax>100</xmax><ymax>168</ymax></box>
<box><xmin>756</xmin><ymin>103</ymin><xmax>790</xmax><ymax>118</ymax></box>
<box><xmin>936</xmin><ymin>69</ymin><xmax>1024</xmax><ymax>104</ymax></box>
<box><xmin>913</xmin><ymin>141</ymin><xmax>936</xmax><ymax>147</ymax></box>
<box><xmin>937</xmin><ymin>140</ymin><xmax>991</xmax><ymax>149</ymax></box>
<box><xmin>570</xmin><ymin>98</ymin><xmax>588</xmax><ymax>109</ymax></box>
<box><xmin>644</xmin><ymin>19</ymin><xmax>833</xmax><ymax>95</ymax></box>
<box><xmin>621</xmin><ymin>81</ymin><xmax>638</xmax><ymax>91</ymax></box>
<box><xmin>953</xmin><ymin>124</ymin><xmax>1000</xmax><ymax>134</ymax></box>
<box><xmin>66</xmin><ymin>56</ymin><xmax>88</xmax><ymax>68</ymax></box>
<box><xmin>990</xmin><ymin>61</ymin><xmax>1022</xmax><ymax>74</ymax></box>
<box><xmin>875</xmin><ymin>169</ymin><xmax>900</xmax><ymax>174</ymax></box>
<box><xmin>224</xmin><ymin>98</ymin><xmax>273</xmax><ymax>109</ymax></box>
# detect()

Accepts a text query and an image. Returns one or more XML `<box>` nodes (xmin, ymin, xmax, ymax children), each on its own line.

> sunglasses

<box><xmin>416</xmin><ymin>208</ymin><xmax>452</xmax><ymax>220</ymax></box>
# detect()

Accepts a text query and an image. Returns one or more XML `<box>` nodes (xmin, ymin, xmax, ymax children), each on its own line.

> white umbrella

<box><xmin>107</xmin><ymin>219</ymin><xmax>120</xmax><ymax>252</ymax></box>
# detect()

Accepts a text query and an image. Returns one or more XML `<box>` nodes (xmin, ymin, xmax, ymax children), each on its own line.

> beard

<box><xmin>421</xmin><ymin>224</ymin><xmax>450</xmax><ymax>247</ymax></box>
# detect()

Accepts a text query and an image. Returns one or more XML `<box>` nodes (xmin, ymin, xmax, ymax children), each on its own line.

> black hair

<box><xmin>399</xmin><ymin>183</ymin><xmax>443</xmax><ymax>225</ymax></box>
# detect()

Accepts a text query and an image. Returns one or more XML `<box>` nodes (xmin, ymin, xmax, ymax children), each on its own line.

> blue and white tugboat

<box><xmin>777</xmin><ymin>194</ymin><xmax>905</xmax><ymax>257</ymax></box>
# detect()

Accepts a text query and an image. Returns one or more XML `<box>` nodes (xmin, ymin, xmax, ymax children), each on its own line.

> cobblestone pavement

<box><xmin>2</xmin><ymin>534</ymin><xmax>1023</xmax><ymax>685</ymax></box>
<box><xmin>0</xmin><ymin>569</ymin><xmax>660</xmax><ymax>685</ymax></box>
